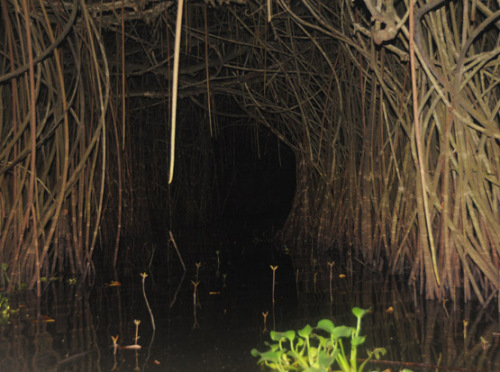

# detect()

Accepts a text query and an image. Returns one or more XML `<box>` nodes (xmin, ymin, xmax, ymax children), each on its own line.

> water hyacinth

<box><xmin>251</xmin><ymin>307</ymin><xmax>386</xmax><ymax>372</ymax></box>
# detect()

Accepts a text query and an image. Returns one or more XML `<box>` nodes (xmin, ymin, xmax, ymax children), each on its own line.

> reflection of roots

<box><xmin>0</xmin><ymin>357</ymin><xmax>22</xmax><ymax>372</ymax></box>
<box><xmin>31</xmin><ymin>331</ymin><xmax>61</xmax><ymax>370</ymax></box>
<box><xmin>56</xmin><ymin>349</ymin><xmax>99</xmax><ymax>368</ymax></box>
<box><xmin>32</xmin><ymin>350</ymin><xmax>61</xmax><ymax>371</ymax></box>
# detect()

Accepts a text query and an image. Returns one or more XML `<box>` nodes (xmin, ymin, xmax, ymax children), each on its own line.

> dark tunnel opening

<box><xmin>215</xmin><ymin>123</ymin><xmax>296</xmax><ymax>242</ymax></box>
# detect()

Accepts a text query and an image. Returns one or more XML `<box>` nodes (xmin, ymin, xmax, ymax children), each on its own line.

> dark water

<box><xmin>1</xmin><ymin>243</ymin><xmax>499</xmax><ymax>372</ymax></box>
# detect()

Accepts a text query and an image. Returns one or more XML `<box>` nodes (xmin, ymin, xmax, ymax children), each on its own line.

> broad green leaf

<box><xmin>298</xmin><ymin>324</ymin><xmax>313</xmax><ymax>338</ymax></box>
<box><xmin>329</xmin><ymin>349</ymin><xmax>340</xmax><ymax>360</ymax></box>
<box><xmin>351</xmin><ymin>335</ymin><xmax>366</xmax><ymax>346</ymax></box>
<box><xmin>316</xmin><ymin>319</ymin><xmax>335</xmax><ymax>334</ymax></box>
<box><xmin>308</xmin><ymin>346</ymin><xmax>318</xmax><ymax>358</ymax></box>
<box><xmin>303</xmin><ymin>367</ymin><xmax>327</xmax><ymax>372</ymax></box>
<box><xmin>268</xmin><ymin>343</ymin><xmax>280</xmax><ymax>352</ymax></box>
<box><xmin>270</xmin><ymin>330</ymin><xmax>282</xmax><ymax>342</ymax></box>
<box><xmin>271</xmin><ymin>330</ymin><xmax>295</xmax><ymax>343</ymax></box>
<box><xmin>331</xmin><ymin>325</ymin><xmax>353</xmax><ymax>339</ymax></box>
<box><xmin>287</xmin><ymin>350</ymin><xmax>308</xmax><ymax>367</ymax></box>
<box><xmin>317</xmin><ymin>350</ymin><xmax>334</xmax><ymax>368</ymax></box>
<box><xmin>252</xmin><ymin>307</ymin><xmax>384</xmax><ymax>372</ymax></box>
<box><xmin>352</xmin><ymin>307</ymin><xmax>370</xmax><ymax>319</ymax></box>
<box><xmin>251</xmin><ymin>349</ymin><xmax>284</xmax><ymax>364</ymax></box>
<box><xmin>284</xmin><ymin>330</ymin><xmax>296</xmax><ymax>343</ymax></box>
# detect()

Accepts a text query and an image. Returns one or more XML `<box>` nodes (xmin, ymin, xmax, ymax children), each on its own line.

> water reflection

<box><xmin>0</xmin><ymin>285</ymin><xmax>101</xmax><ymax>371</ymax></box>
<box><xmin>0</xmin><ymin>258</ymin><xmax>498</xmax><ymax>371</ymax></box>
<box><xmin>294</xmin><ymin>262</ymin><xmax>500</xmax><ymax>371</ymax></box>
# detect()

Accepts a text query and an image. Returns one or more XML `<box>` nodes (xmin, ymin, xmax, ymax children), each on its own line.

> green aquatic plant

<box><xmin>0</xmin><ymin>293</ymin><xmax>13</xmax><ymax>325</ymax></box>
<box><xmin>251</xmin><ymin>307</ymin><xmax>386</xmax><ymax>372</ymax></box>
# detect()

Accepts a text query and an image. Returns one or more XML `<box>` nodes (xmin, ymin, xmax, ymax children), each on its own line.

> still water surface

<box><xmin>0</xmin><ymin>243</ymin><xmax>499</xmax><ymax>371</ymax></box>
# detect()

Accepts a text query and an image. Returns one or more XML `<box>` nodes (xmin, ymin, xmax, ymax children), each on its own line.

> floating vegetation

<box><xmin>252</xmin><ymin>307</ymin><xmax>386</xmax><ymax>372</ymax></box>
<box><xmin>0</xmin><ymin>293</ymin><xmax>15</xmax><ymax>326</ymax></box>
